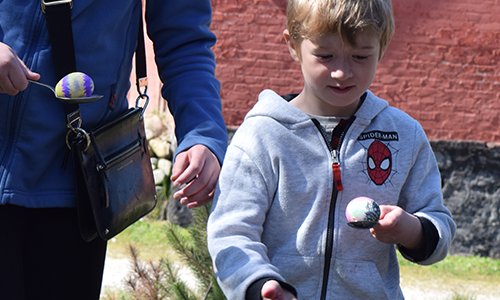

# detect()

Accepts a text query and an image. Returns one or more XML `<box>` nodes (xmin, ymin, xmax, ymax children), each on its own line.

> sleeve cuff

<box><xmin>398</xmin><ymin>216</ymin><xmax>439</xmax><ymax>263</ymax></box>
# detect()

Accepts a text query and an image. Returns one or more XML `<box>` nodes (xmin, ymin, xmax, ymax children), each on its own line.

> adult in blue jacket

<box><xmin>0</xmin><ymin>0</ymin><xmax>227</xmax><ymax>298</ymax></box>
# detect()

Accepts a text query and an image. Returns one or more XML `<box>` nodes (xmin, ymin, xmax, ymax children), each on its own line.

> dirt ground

<box><xmin>102</xmin><ymin>258</ymin><xmax>500</xmax><ymax>299</ymax></box>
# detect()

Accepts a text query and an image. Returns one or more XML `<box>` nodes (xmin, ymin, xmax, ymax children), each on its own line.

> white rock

<box><xmin>150</xmin><ymin>157</ymin><xmax>159</xmax><ymax>168</ymax></box>
<box><xmin>157</xmin><ymin>158</ymin><xmax>172</xmax><ymax>178</ymax></box>
<box><xmin>144</xmin><ymin>114</ymin><xmax>166</xmax><ymax>137</ymax></box>
<box><xmin>149</xmin><ymin>138</ymin><xmax>171</xmax><ymax>159</ymax></box>
<box><xmin>145</xmin><ymin>128</ymin><xmax>155</xmax><ymax>141</ymax></box>
<box><xmin>153</xmin><ymin>169</ymin><xmax>166</xmax><ymax>185</ymax></box>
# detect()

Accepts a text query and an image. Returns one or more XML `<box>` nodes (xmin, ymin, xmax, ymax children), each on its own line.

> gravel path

<box><xmin>102</xmin><ymin>258</ymin><xmax>500</xmax><ymax>299</ymax></box>
<box><xmin>102</xmin><ymin>258</ymin><xmax>131</xmax><ymax>290</ymax></box>
<box><xmin>102</xmin><ymin>257</ymin><xmax>198</xmax><ymax>293</ymax></box>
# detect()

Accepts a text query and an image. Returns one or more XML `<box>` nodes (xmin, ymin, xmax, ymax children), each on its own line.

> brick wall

<box><xmin>210</xmin><ymin>0</ymin><xmax>500</xmax><ymax>141</ymax></box>
<box><xmin>210</xmin><ymin>0</ymin><xmax>296</xmax><ymax>127</ymax></box>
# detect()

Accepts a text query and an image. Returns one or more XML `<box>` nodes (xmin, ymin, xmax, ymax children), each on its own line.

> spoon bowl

<box><xmin>28</xmin><ymin>79</ymin><xmax>102</xmax><ymax>104</ymax></box>
<box><xmin>347</xmin><ymin>220</ymin><xmax>379</xmax><ymax>229</ymax></box>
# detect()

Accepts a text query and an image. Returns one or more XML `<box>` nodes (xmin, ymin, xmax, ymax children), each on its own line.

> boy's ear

<box><xmin>283</xmin><ymin>29</ymin><xmax>300</xmax><ymax>62</ymax></box>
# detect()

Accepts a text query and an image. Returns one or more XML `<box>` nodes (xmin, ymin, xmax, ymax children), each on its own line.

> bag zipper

<box><xmin>101</xmin><ymin>139</ymin><xmax>143</xmax><ymax>170</ymax></box>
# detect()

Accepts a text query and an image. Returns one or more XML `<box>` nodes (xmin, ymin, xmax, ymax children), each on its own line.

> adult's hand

<box><xmin>171</xmin><ymin>144</ymin><xmax>220</xmax><ymax>208</ymax></box>
<box><xmin>0</xmin><ymin>42</ymin><xmax>40</xmax><ymax>95</ymax></box>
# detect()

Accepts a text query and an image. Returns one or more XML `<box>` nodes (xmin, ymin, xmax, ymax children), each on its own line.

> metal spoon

<box><xmin>28</xmin><ymin>79</ymin><xmax>103</xmax><ymax>104</ymax></box>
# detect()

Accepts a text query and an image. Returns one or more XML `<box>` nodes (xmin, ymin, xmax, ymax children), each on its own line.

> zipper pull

<box><xmin>332</xmin><ymin>150</ymin><xmax>343</xmax><ymax>191</ymax></box>
<box><xmin>332</xmin><ymin>163</ymin><xmax>343</xmax><ymax>191</ymax></box>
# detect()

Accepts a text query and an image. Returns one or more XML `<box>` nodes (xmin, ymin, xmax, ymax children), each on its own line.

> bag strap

<box><xmin>42</xmin><ymin>0</ymin><xmax>79</xmax><ymax>122</ymax></box>
<box><xmin>135</xmin><ymin>12</ymin><xmax>148</xmax><ymax>95</ymax></box>
<box><xmin>133</xmin><ymin>5</ymin><xmax>150</xmax><ymax>117</ymax></box>
<box><xmin>42</xmin><ymin>0</ymin><xmax>148</xmax><ymax>134</ymax></box>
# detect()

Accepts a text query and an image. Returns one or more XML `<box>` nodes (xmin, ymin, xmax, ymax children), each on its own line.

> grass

<box><xmin>105</xmin><ymin>219</ymin><xmax>500</xmax><ymax>299</ymax></box>
<box><xmin>106</xmin><ymin>218</ymin><xmax>177</xmax><ymax>261</ymax></box>
<box><xmin>399</xmin><ymin>252</ymin><xmax>500</xmax><ymax>299</ymax></box>
<box><xmin>399</xmin><ymin>253</ymin><xmax>500</xmax><ymax>277</ymax></box>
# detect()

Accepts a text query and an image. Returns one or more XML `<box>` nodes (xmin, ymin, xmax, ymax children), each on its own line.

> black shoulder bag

<box><xmin>43</xmin><ymin>0</ymin><xmax>157</xmax><ymax>242</ymax></box>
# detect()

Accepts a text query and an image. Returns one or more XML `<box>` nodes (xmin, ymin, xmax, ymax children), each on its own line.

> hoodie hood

<box><xmin>247</xmin><ymin>89</ymin><xmax>389</xmax><ymax>127</ymax></box>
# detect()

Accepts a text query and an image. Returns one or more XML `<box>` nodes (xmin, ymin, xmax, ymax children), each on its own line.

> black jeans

<box><xmin>0</xmin><ymin>204</ymin><xmax>107</xmax><ymax>300</ymax></box>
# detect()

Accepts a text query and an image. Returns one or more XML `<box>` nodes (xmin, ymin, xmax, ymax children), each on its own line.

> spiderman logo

<box><xmin>367</xmin><ymin>141</ymin><xmax>392</xmax><ymax>185</ymax></box>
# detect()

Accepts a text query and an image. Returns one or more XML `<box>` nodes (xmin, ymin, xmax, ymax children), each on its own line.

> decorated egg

<box><xmin>346</xmin><ymin>197</ymin><xmax>380</xmax><ymax>228</ymax></box>
<box><xmin>55</xmin><ymin>72</ymin><xmax>94</xmax><ymax>98</ymax></box>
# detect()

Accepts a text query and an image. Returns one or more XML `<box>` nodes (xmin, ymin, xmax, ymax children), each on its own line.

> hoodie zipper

<box><xmin>312</xmin><ymin>116</ymin><xmax>355</xmax><ymax>300</ymax></box>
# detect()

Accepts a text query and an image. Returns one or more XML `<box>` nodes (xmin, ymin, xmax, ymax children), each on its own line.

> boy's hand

<box><xmin>370</xmin><ymin>205</ymin><xmax>423</xmax><ymax>250</ymax></box>
<box><xmin>262</xmin><ymin>280</ymin><xmax>298</xmax><ymax>300</ymax></box>
<box><xmin>171</xmin><ymin>144</ymin><xmax>220</xmax><ymax>208</ymax></box>
<box><xmin>0</xmin><ymin>42</ymin><xmax>40</xmax><ymax>95</ymax></box>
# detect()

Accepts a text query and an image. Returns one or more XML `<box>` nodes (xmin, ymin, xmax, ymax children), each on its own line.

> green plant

<box><xmin>104</xmin><ymin>205</ymin><xmax>225</xmax><ymax>300</ymax></box>
<box><xmin>163</xmin><ymin>205</ymin><xmax>226</xmax><ymax>300</ymax></box>
<box><xmin>125</xmin><ymin>245</ymin><xmax>165</xmax><ymax>300</ymax></box>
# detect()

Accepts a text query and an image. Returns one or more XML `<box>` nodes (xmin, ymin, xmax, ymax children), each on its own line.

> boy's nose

<box><xmin>330</xmin><ymin>60</ymin><xmax>353</xmax><ymax>80</ymax></box>
<box><xmin>331</xmin><ymin>68</ymin><xmax>352</xmax><ymax>80</ymax></box>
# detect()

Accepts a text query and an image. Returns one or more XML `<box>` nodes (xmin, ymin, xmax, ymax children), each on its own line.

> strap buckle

<box><xmin>65</xmin><ymin>109</ymin><xmax>90</xmax><ymax>151</ymax></box>
<box><xmin>41</xmin><ymin>0</ymin><xmax>73</xmax><ymax>13</ymax></box>
<box><xmin>66</xmin><ymin>127</ymin><xmax>90</xmax><ymax>151</ymax></box>
<box><xmin>66</xmin><ymin>109</ymin><xmax>82</xmax><ymax>131</ymax></box>
<box><xmin>136</xmin><ymin>76</ymin><xmax>149</xmax><ymax>119</ymax></box>
<box><xmin>136</xmin><ymin>76</ymin><xmax>148</xmax><ymax>97</ymax></box>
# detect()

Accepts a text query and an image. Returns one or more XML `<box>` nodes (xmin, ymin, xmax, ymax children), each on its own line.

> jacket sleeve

<box><xmin>144</xmin><ymin>0</ymin><xmax>227</xmax><ymax>163</ymax></box>
<box><xmin>398</xmin><ymin>121</ymin><xmax>456</xmax><ymax>265</ymax></box>
<box><xmin>207</xmin><ymin>130</ymin><xmax>287</xmax><ymax>300</ymax></box>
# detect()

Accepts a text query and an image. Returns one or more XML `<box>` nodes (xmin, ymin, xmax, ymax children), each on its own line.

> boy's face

<box><xmin>285</xmin><ymin>29</ymin><xmax>381</xmax><ymax>117</ymax></box>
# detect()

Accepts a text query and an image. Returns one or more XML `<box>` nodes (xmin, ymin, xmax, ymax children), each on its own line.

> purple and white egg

<box><xmin>55</xmin><ymin>72</ymin><xmax>94</xmax><ymax>98</ymax></box>
<box><xmin>346</xmin><ymin>197</ymin><xmax>381</xmax><ymax>228</ymax></box>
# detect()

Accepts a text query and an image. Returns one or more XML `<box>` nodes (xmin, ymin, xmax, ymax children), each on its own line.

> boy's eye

<box><xmin>316</xmin><ymin>54</ymin><xmax>332</xmax><ymax>60</ymax></box>
<box><xmin>353</xmin><ymin>55</ymin><xmax>369</xmax><ymax>60</ymax></box>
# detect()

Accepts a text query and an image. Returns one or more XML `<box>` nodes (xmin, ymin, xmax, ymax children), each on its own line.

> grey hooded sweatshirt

<box><xmin>207</xmin><ymin>89</ymin><xmax>456</xmax><ymax>300</ymax></box>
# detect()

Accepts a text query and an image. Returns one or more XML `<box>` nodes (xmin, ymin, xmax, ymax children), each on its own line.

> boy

<box><xmin>207</xmin><ymin>0</ymin><xmax>456</xmax><ymax>299</ymax></box>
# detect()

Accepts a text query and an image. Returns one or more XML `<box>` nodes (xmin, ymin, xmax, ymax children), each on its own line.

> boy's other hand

<box><xmin>262</xmin><ymin>280</ymin><xmax>298</xmax><ymax>300</ymax></box>
<box><xmin>370</xmin><ymin>205</ymin><xmax>423</xmax><ymax>250</ymax></box>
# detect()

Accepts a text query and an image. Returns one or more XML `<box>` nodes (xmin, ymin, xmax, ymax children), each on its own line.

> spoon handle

<box><xmin>28</xmin><ymin>79</ymin><xmax>57</xmax><ymax>95</ymax></box>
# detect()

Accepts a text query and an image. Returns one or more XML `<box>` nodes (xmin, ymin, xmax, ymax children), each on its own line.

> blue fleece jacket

<box><xmin>0</xmin><ymin>0</ymin><xmax>227</xmax><ymax>208</ymax></box>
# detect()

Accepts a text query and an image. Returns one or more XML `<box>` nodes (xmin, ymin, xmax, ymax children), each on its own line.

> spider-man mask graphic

<box><xmin>367</xmin><ymin>141</ymin><xmax>392</xmax><ymax>185</ymax></box>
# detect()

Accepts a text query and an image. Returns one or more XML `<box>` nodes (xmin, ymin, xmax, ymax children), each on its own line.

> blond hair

<box><xmin>286</xmin><ymin>0</ymin><xmax>395</xmax><ymax>60</ymax></box>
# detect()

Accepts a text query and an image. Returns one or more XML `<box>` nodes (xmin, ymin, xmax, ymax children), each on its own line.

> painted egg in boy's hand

<box><xmin>346</xmin><ymin>197</ymin><xmax>381</xmax><ymax>229</ymax></box>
